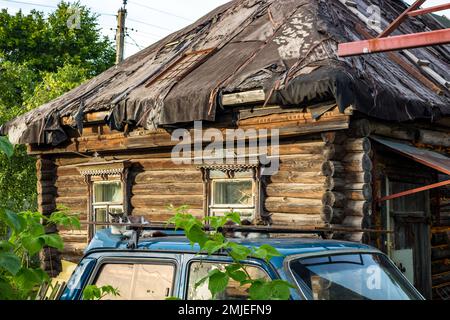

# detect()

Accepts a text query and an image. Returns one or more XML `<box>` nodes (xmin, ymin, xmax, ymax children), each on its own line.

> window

<box><xmin>187</xmin><ymin>261</ymin><xmax>270</xmax><ymax>300</ymax></box>
<box><xmin>77</xmin><ymin>160</ymin><xmax>131</xmax><ymax>239</ymax></box>
<box><xmin>209</xmin><ymin>170</ymin><xmax>256</xmax><ymax>220</ymax></box>
<box><xmin>289</xmin><ymin>253</ymin><xmax>421</xmax><ymax>300</ymax></box>
<box><xmin>92</xmin><ymin>181</ymin><xmax>124</xmax><ymax>232</ymax></box>
<box><xmin>94</xmin><ymin>262</ymin><xmax>175</xmax><ymax>300</ymax></box>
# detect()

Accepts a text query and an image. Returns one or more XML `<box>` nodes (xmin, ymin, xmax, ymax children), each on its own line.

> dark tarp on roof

<box><xmin>1</xmin><ymin>0</ymin><xmax>450</xmax><ymax>146</ymax></box>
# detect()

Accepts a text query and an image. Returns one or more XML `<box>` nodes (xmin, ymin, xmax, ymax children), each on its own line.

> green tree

<box><xmin>0</xmin><ymin>2</ymin><xmax>115</xmax><ymax>214</ymax></box>
<box><xmin>0</xmin><ymin>137</ymin><xmax>81</xmax><ymax>300</ymax></box>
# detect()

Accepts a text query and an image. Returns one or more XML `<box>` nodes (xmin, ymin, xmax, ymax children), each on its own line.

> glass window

<box><xmin>289</xmin><ymin>253</ymin><xmax>421</xmax><ymax>300</ymax></box>
<box><xmin>92</xmin><ymin>181</ymin><xmax>124</xmax><ymax>234</ymax></box>
<box><xmin>94</xmin><ymin>262</ymin><xmax>175</xmax><ymax>300</ymax></box>
<box><xmin>187</xmin><ymin>262</ymin><xmax>269</xmax><ymax>300</ymax></box>
<box><xmin>213</xmin><ymin>180</ymin><xmax>253</xmax><ymax>206</ymax></box>
<box><xmin>94</xmin><ymin>181</ymin><xmax>123</xmax><ymax>203</ymax></box>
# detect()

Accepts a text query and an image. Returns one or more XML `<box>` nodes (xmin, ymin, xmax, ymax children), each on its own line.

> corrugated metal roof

<box><xmin>372</xmin><ymin>136</ymin><xmax>450</xmax><ymax>175</ymax></box>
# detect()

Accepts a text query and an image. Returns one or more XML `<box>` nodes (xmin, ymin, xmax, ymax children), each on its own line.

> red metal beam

<box><xmin>408</xmin><ymin>3</ymin><xmax>450</xmax><ymax>17</ymax></box>
<box><xmin>378</xmin><ymin>0</ymin><xmax>426</xmax><ymax>38</ymax></box>
<box><xmin>338</xmin><ymin>28</ymin><xmax>450</xmax><ymax>57</ymax></box>
<box><xmin>378</xmin><ymin>180</ymin><xmax>450</xmax><ymax>202</ymax></box>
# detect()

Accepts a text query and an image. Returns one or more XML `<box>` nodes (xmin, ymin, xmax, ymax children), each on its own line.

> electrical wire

<box><xmin>128</xmin><ymin>0</ymin><xmax>191</xmax><ymax>22</ymax></box>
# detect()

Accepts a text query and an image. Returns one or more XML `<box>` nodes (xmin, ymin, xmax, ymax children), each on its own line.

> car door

<box><xmin>82</xmin><ymin>252</ymin><xmax>182</xmax><ymax>300</ymax></box>
<box><xmin>180</xmin><ymin>253</ymin><xmax>280</xmax><ymax>300</ymax></box>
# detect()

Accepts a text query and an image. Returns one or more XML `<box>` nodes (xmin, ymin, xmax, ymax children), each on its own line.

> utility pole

<box><xmin>115</xmin><ymin>0</ymin><xmax>127</xmax><ymax>64</ymax></box>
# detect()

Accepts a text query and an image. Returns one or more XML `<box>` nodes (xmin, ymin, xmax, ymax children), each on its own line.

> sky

<box><xmin>0</xmin><ymin>0</ymin><xmax>449</xmax><ymax>58</ymax></box>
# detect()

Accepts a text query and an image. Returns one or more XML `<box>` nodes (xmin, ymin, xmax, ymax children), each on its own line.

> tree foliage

<box><xmin>168</xmin><ymin>206</ymin><xmax>295</xmax><ymax>300</ymax></box>
<box><xmin>0</xmin><ymin>137</ymin><xmax>80</xmax><ymax>300</ymax></box>
<box><xmin>0</xmin><ymin>1</ymin><xmax>115</xmax><ymax>214</ymax></box>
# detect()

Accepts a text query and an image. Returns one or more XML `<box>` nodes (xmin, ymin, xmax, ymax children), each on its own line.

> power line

<box><xmin>0</xmin><ymin>0</ymin><xmax>116</xmax><ymax>17</ymax></box>
<box><xmin>127</xmin><ymin>17</ymin><xmax>173</xmax><ymax>32</ymax></box>
<box><xmin>128</xmin><ymin>0</ymin><xmax>191</xmax><ymax>22</ymax></box>
<box><xmin>126</xmin><ymin>34</ymin><xmax>143</xmax><ymax>50</ymax></box>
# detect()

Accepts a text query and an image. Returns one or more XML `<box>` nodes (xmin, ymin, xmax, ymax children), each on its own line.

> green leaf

<box><xmin>0</xmin><ymin>240</ymin><xmax>13</xmax><ymax>252</ymax></box>
<box><xmin>224</xmin><ymin>211</ymin><xmax>241</xmax><ymax>225</ymax></box>
<box><xmin>40</xmin><ymin>233</ymin><xmax>64</xmax><ymax>250</ymax></box>
<box><xmin>248</xmin><ymin>279</ymin><xmax>271</xmax><ymax>300</ymax></box>
<box><xmin>0</xmin><ymin>252</ymin><xmax>21</xmax><ymax>275</ymax></box>
<box><xmin>267</xmin><ymin>280</ymin><xmax>293</xmax><ymax>300</ymax></box>
<box><xmin>227</xmin><ymin>242</ymin><xmax>251</xmax><ymax>261</ymax></box>
<box><xmin>225</xmin><ymin>264</ymin><xmax>247</xmax><ymax>283</ymax></box>
<box><xmin>186</xmin><ymin>224</ymin><xmax>208</xmax><ymax>248</ymax></box>
<box><xmin>14</xmin><ymin>267</ymin><xmax>49</xmax><ymax>291</ymax></box>
<box><xmin>0</xmin><ymin>136</ymin><xmax>14</xmax><ymax>158</ymax></box>
<box><xmin>202</xmin><ymin>240</ymin><xmax>222</xmax><ymax>255</ymax></box>
<box><xmin>208</xmin><ymin>269</ymin><xmax>229</xmax><ymax>297</ymax></box>
<box><xmin>0</xmin><ymin>279</ymin><xmax>14</xmax><ymax>299</ymax></box>
<box><xmin>22</xmin><ymin>236</ymin><xmax>45</xmax><ymax>256</ymax></box>
<box><xmin>1</xmin><ymin>209</ymin><xmax>26</xmax><ymax>233</ymax></box>
<box><xmin>252</xmin><ymin>244</ymin><xmax>282</xmax><ymax>262</ymax></box>
<box><xmin>82</xmin><ymin>285</ymin><xmax>101</xmax><ymax>300</ymax></box>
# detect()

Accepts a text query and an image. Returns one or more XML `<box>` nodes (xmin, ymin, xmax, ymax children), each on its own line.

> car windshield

<box><xmin>289</xmin><ymin>252</ymin><xmax>422</xmax><ymax>300</ymax></box>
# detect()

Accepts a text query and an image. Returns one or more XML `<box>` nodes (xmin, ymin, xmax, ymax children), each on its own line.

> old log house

<box><xmin>1</xmin><ymin>0</ymin><xmax>450</xmax><ymax>299</ymax></box>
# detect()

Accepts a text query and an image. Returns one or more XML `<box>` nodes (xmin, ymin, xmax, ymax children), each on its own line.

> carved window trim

<box><xmin>197</xmin><ymin>162</ymin><xmax>266</xmax><ymax>224</ymax></box>
<box><xmin>77</xmin><ymin>160</ymin><xmax>131</xmax><ymax>239</ymax></box>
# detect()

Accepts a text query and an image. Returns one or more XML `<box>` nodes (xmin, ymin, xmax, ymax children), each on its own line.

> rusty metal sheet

<box><xmin>372</xmin><ymin>136</ymin><xmax>450</xmax><ymax>175</ymax></box>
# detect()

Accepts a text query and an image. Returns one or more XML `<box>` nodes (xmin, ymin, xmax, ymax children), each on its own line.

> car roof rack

<box><xmin>82</xmin><ymin>220</ymin><xmax>392</xmax><ymax>249</ymax></box>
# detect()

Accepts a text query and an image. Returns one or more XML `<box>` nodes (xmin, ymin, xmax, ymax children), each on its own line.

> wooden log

<box><xmin>323</xmin><ymin>144</ymin><xmax>345</xmax><ymax>160</ymax></box>
<box><xmin>222</xmin><ymin>89</ymin><xmax>265</xmax><ymax>106</ymax></box>
<box><xmin>321</xmin><ymin>132</ymin><xmax>347</xmax><ymax>145</ymax></box>
<box><xmin>57</xmin><ymin>186</ymin><xmax>87</xmax><ymax>197</ymax></box>
<box><xmin>370</xmin><ymin>122</ymin><xmax>419</xmax><ymax>141</ymax></box>
<box><xmin>132</xmin><ymin>183</ymin><xmax>203</xmax><ymax>195</ymax></box>
<box><xmin>321</xmin><ymin>161</ymin><xmax>344</xmax><ymax>177</ymax></box>
<box><xmin>132</xmin><ymin>207</ymin><xmax>203</xmax><ymax>220</ymax></box>
<box><xmin>418</xmin><ymin>129</ymin><xmax>450</xmax><ymax>148</ymax></box>
<box><xmin>324</xmin><ymin>176</ymin><xmax>346</xmax><ymax>190</ymax></box>
<box><xmin>131</xmin><ymin>195</ymin><xmax>204</xmax><ymax>208</ymax></box>
<box><xmin>345</xmin><ymin>201</ymin><xmax>372</xmax><ymax>217</ymax></box>
<box><xmin>348</xmin><ymin>119</ymin><xmax>371</xmax><ymax>138</ymax></box>
<box><xmin>134</xmin><ymin>171</ymin><xmax>204</xmax><ymax>184</ymax></box>
<box><xmin>432</xmin><ymin>270</ymin><xmax>450</xmax><ymax>287</ymax></box>
<box><xmin>431</xmin><ymin>259</ymin><xmax>450</xmax><ymax>275</ymax></box>
<box><xmin>345</xmin><ymin>171</ymin><xmax>372</xmax><ymax>184</ymax></box>
<box><xmin>38</xmin><ymin>193</ymin><xmax>55</xmax><ymax>206</ymax></box>
<box><xmin>344</xmin><ymin>183</ymin><xmax>373</xmax><ymax>201</ymax></box>
<box><xmin>265</xmin><ymin>197</ymin><xmax>322</xmax><ymax>214</ymax></box>
<box><xmin>322</xmin><ymin>191</ymin><xmax>346</xmax><ymax>207</ymax></box>
<box><xmin>277</xmin><ymin>141</ymin><xmax>325</xmax><ymax>155</ymax></box>
<box><xmin>36</xmin><ymin>159</ymin><xmax>55</xmax><ymax>171</ymax></box>
<box><xmin>271</xmin><ymin>213</ymin><xmax>325</xmax><ymax>226</ymax></box>
<box><xmin>432</xmin><ymin>245</ymin><xmax>450</xmax><ymax>260</ymax></box>
<box><xmin>343</xmin><ymin>138</ymin><xmax>371</xmax><ymax>152</ymax></box>
<box><xmin>38</xmin><ymin>185</ymin><xmax>57</xmax><ymax>195</ymax></box>
<box><xmin>37</xmin><ymin>170</ymin><xmax>57</xmax><ymax>182</ymax></box>
<box><xmin>342</xmin><ymin>153</ymin><xmax>373</xmax><ymax>171</ymax></box>
<box><xmin>269</xmin><ymin>171</ymin><xmax>325</xmax><ymax>184</ymax></box>
<box><xmin>266</xmin><ymin>184</ymin><xmax>325</xmax><ymax>199</ymax></box>
<box><xmin>321</xmin><ymin>205</ymin><xmax>345</xmax><ymax>224</ymax></box>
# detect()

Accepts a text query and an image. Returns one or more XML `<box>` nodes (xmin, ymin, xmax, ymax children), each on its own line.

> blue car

<box><xmin>60</xmin><ymin>228</ymin><xmax>423</xmax><ymax>300</ymax></box>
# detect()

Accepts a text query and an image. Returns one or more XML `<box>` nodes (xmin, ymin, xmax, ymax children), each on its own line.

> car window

<box><xmin>93</xmin><ymin>262</ymin><xmax>175</xmax><ymax>300</ymax></box>
<box><xmin>187</xmin><ymin>261</ymin><xmax>270</xmax><ymax>300</ymax></box>
<box><xmin>289</xmin><ymin>253</ymin><xmax>421</xmax><ymax>300</ymax></box>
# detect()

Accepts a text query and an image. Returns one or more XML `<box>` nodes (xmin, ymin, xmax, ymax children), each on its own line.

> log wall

<box><xmin>48</xmin><ymin>134</ymin><xmax>335</xmax><ymax>263</ymax></box>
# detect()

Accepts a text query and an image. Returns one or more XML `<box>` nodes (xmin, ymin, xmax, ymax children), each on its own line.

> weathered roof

<box><xmin>2</xmin><ymin>0</ymin><xmax>450</xmax><ymax>146</ymax></box>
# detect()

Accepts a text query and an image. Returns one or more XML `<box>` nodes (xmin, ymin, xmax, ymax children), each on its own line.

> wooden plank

<box><xmin>222</xmin><ymin>90</ymin><xmax>266</xmax><ymax>106</ymax></box>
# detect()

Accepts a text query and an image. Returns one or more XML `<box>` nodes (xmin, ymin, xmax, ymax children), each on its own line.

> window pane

<box><xmin>94</xmin><ymin>263</ymin><xmax>175</xmax><ymax>300</ymax></box>
<box><xmin>213</xmin><ymin>180</ymin><xmax>253</xmax><ymax>206</ymax></box>
<box><xmin>94</xmin><ymin>182</ymin><xmax>123</xmax><ymax>203</ymax></box>
<box><xmin>187</xmin><ymin>262</ymin><xmax>269</xmax><ymax>300</ymax></box>
<box><xmin>289</xmin><ymin>253</ymin><xmax>421</xmax><ymax>300</ymax></box>
<box><xmin>94</xmin><ymin>208</ymin><xmax>107</xmax><ymax>231</ymax></box>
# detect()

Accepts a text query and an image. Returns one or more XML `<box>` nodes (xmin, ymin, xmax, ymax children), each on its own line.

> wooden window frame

<box><xmin>198</xmin><ymin>164</ymin><xmax>264</xmax><ymax>224</ymax></box>
<box><xmin>77</xmin><ymin>160</ymin><xmax>131</xmax><ymax>240</ymax></box>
